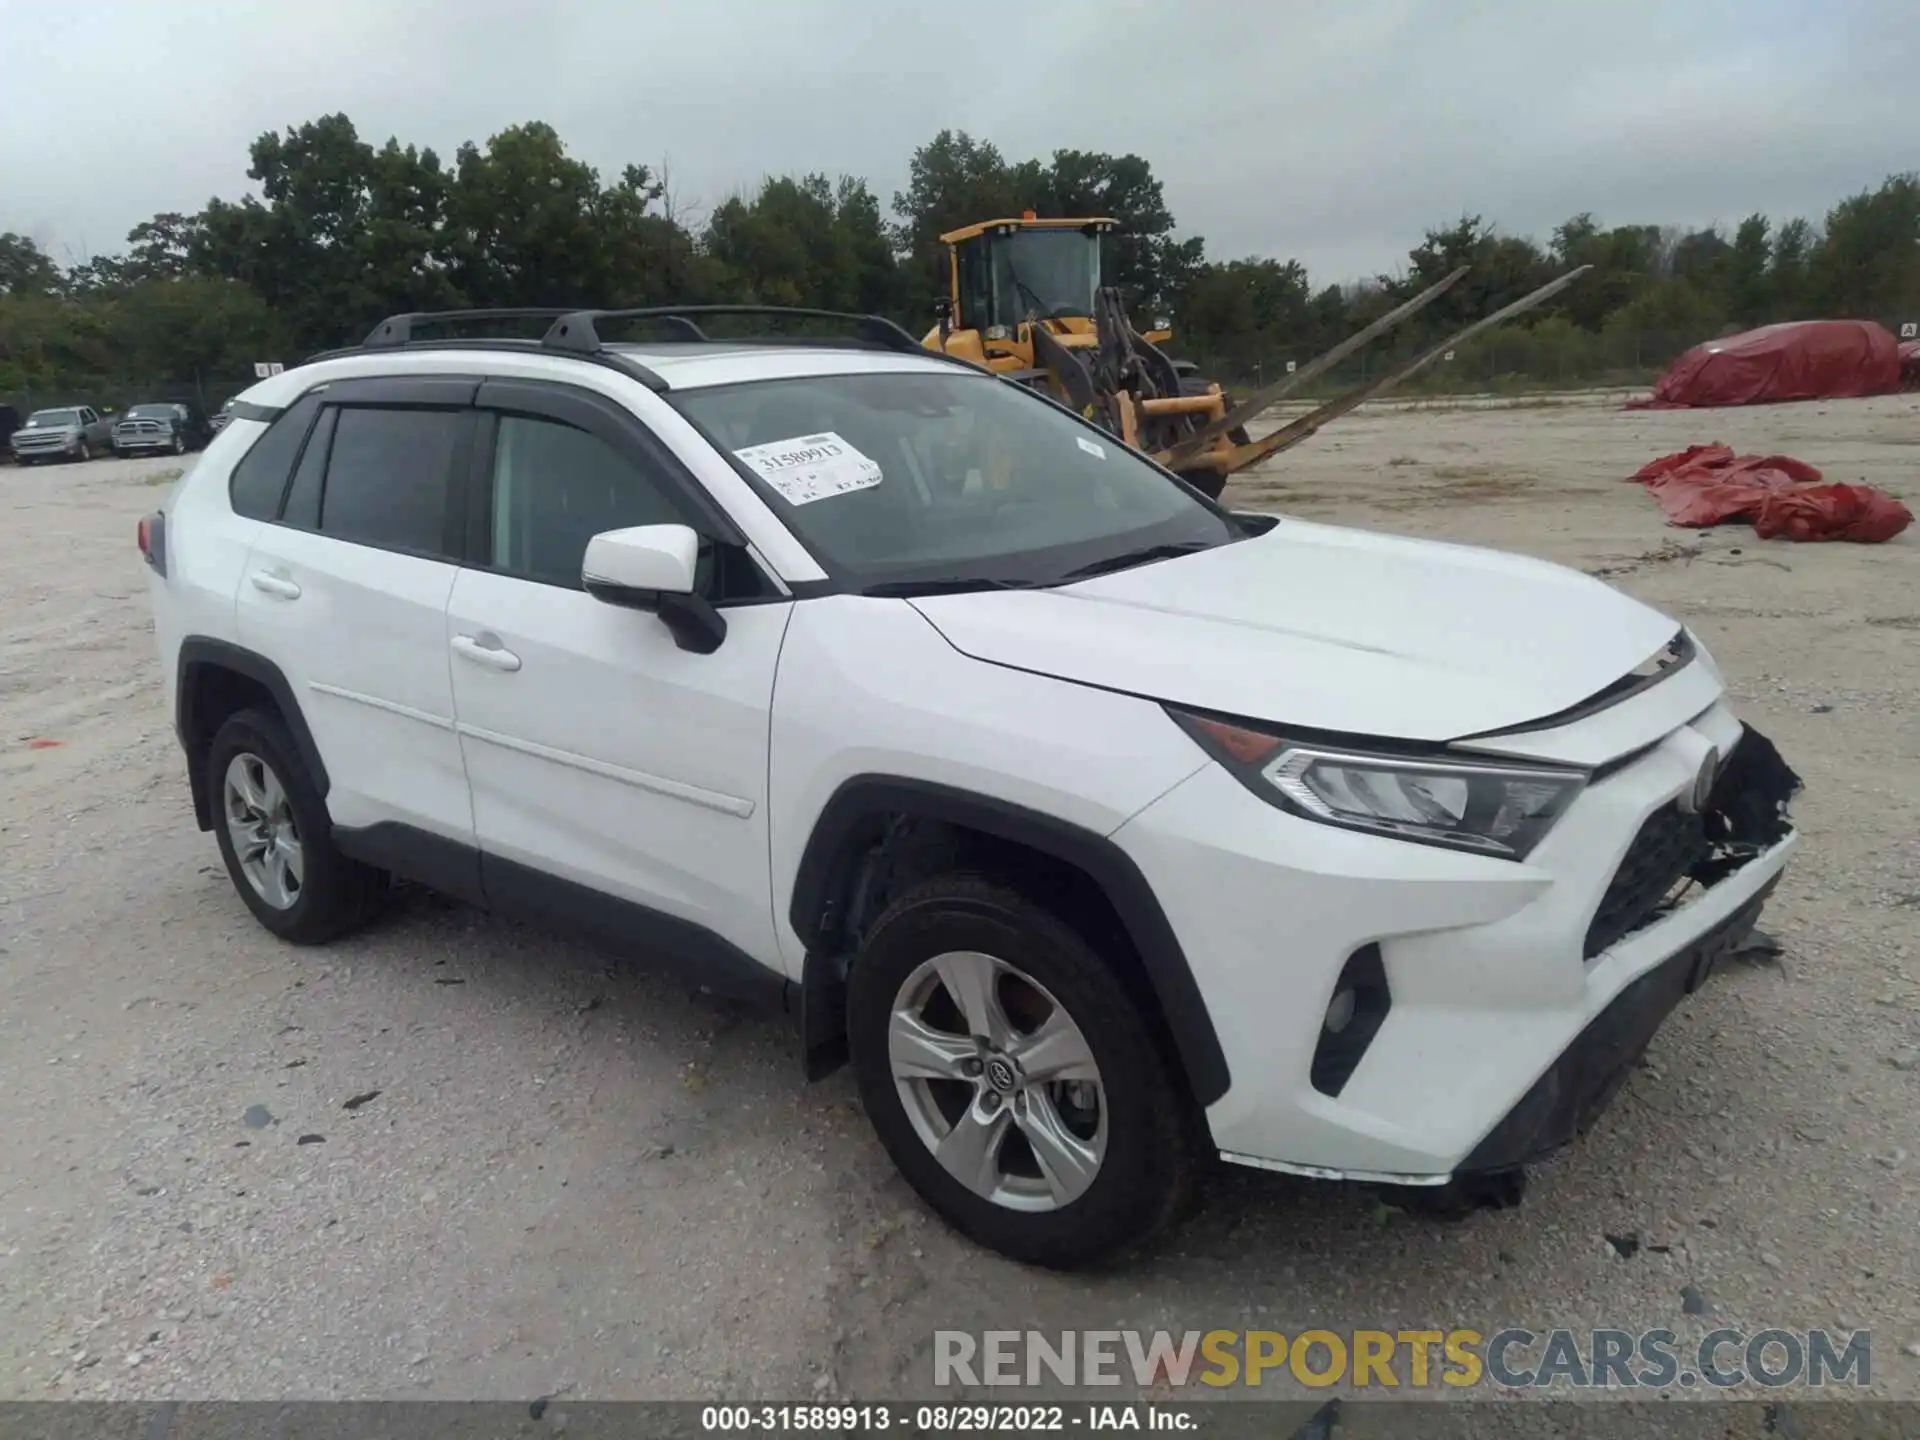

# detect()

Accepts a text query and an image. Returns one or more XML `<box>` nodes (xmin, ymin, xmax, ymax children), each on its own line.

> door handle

<box><xmin>451</xmin><ymin>633</ymin><xmax>522</xmax><ymax>672</ymax></box>
<box><xmin>249</xmin><ymin>570</ymin><xmax>301</xmax><ymax>600</ymax></box>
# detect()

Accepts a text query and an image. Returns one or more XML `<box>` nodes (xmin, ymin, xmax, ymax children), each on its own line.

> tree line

<box><xmin>2</xmin><ymin>113</ymin><xmax>1916</xmax><ymax>402</ymax></box>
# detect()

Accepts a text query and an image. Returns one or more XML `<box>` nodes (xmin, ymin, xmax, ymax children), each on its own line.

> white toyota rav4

<box><xmin>140</xmin><ymin>307</ymin><xmax>1801</xmax><ymax>1267</ymax></box>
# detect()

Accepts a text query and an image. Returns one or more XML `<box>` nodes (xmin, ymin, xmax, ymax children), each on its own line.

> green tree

<box><xmin>1769</xmin><ymin>217</ymin><xmax>1815</xmax><ymax>318</ymax></box>
<box><xmin>1811</xmin><ymin>173</ymin><xmax>1920</xmax><ymax>318</ymax></box>
<box><xmin>1551</xmin><ymin>216</ymin><xmax>1661</xmax><ymax>330</ymax></box>
<box><xmin>1387</xmin><ymin>215</ymin><xmax>1551</xmax><ymax>338</ymax></box>
<box><xmin>1725</xmin><ymin>214</ymin><xmax>1772</xmax><ymax>325</ymax></box>
<box><xmin>705</xmin><ymin>173</ymin><xmax>899</xmax><ymax>316</ymax></box>
<box><xmin>193</xmin><ymin>113</ymin><xmax>457</xmax><ymax>350</ymax></box>
<box><xmin>0</xmin><ymin>233</ymin><xmax>62</xmax><ymax>297</ymax></box>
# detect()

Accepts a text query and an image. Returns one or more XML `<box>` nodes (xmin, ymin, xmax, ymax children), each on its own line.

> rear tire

<box><xmin>207</xmin><ymin>708</ymin><xmax>386</xmax><ymax>944</ymax></box>
<box><xmin>847</xmin><ymin>874</ymin><xmax>1197</xmax><ymax>1268</ymax></box>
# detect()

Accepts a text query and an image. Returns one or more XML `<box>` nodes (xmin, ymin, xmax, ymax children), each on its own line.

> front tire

<box><xmin>847</xmin><ymin>875</ymin><xmax>1197</xmax><ymax>1268</ymax></box>
<box><xmin>207</xmin><ymin>708</ymin><xmax>385</xmax><ymax>944</ymax></box>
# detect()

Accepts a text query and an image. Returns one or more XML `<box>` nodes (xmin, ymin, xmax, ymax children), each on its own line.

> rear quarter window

<box><xmin>227</xmin><ymin>395</ymin><xmax>322</xmax><ymax>520</ymax></box>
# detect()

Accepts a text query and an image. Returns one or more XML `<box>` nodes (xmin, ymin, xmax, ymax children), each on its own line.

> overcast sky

<box><xmin>3</xmin><ymin>0</ymin><xmax>1911</xmax><ymax>286</ymax></box>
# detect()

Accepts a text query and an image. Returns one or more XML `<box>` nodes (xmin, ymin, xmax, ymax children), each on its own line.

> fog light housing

<box><xmin>1310</xmin><ymin>944</ymin><xmax>1391</xmax><ymax>1096</ymax></box>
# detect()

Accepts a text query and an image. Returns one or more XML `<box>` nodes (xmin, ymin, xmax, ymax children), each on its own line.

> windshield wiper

<box><xmin>860</xmin><ymin>576</ymin><xmax>1049</xmax><ymax>598</ymax></box>
<box><xmin>1051</xmin><ymin>540</ymin><xmax>1218</xmax><ymax>584</ymax></box>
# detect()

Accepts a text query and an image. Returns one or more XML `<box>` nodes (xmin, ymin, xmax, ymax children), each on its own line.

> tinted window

<box><xmin>319</xmin><ymin>407</ymin><xmax>461</xmax><ymax>556</ymax></box>
<box><xmin>228</xmin><ymin>393</ymin><xmax>321</xmax><ymax>520</ymax></box>
<box><xmin>280</xmin><ymin>407</ymin><xmax>336</xmax><ymax>531</ymax></box>
<box><xmin>489</xmin><ymin>414</ymin><xmax>687</xmax><ymax>588</ymax></box>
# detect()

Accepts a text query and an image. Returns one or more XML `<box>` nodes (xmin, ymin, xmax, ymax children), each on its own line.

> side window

<box><xmin>228</xmin><ymin>393</ymin><xmax>322</xmax><ymax>520</ymax></box>
<box><xmin>488</xmin><ymin>414</ymin><xmax>688</xmax><ymax>589</ymax></box>
<box><xmin>318</xmin><ymin>406</ymin><xmax>462</xmax><ymax>558</ymax></box>
<box><xmin>279</xmin><ymin>407</ymin><xmax>336</xmax><ymax>531</ymax></box>
<box><xmin>956</xmin><ymin>239</ymin><xmax>993</xmax><ymax>332</ymax></box>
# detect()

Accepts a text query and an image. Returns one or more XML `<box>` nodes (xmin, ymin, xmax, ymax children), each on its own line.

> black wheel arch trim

<box><xmin>789</xmin><ymin>774</ymin><xmax>1231</xmax><ymax>1106</ymax></box>
<box><xmin>176</xmin><ymin>638</ymin><xmax>330</xmax><ymax>831</ymax></box>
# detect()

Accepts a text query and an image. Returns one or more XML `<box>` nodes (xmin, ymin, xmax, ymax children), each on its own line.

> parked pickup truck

<box><xmin>113</xmin><ymin>401</ymin><xmax>210</xmax><ymax>457</ymax></box>
<box><xmin>9</xmin><ymin>406</ymin><xmax>113</xmax><ymax>464</ymax></box>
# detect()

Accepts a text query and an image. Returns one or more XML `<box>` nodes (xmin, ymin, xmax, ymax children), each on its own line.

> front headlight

<box><xmin>1168</xmin><ymin>709</ymin><xmax>1586</xmax><ymax>860</ymax></box>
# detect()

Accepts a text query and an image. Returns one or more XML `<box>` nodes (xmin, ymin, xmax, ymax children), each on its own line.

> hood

<box><xmin>907</xmin><ymin>520</ymin><xmax>1680</xmax><ymax>742</ymax></box>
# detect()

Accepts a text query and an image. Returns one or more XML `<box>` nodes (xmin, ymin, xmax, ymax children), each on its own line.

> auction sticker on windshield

<box><xmin>733</xmin><ymin>432</ymin><xmax>883</xmax><ymax>506</ymax></box>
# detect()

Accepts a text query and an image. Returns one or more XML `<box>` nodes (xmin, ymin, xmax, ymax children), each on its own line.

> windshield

<box><xmin>961</xmin><ymin>229</ymin><xmax>1100</xmax><ymax>329</ymax></box>
<box><xmin>670</xmin><ymin>370</ymin><xmax>1236</xmax><ymax>590</ymax></box>
<box><xmin>126</xmin><ymin>404</ymin><xmax>179</xmax><ymax>419</ymax></box>
<box><xmin>26</xmin><ymin>409</ymin><xmax>81</xmax><ymax>427</ymax></box>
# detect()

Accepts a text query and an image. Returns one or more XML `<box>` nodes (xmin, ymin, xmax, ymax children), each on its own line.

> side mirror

<box><xmin>582</xmin><ymin>523</ymin><xmax>727</xmax><ymax>654</ymax></box>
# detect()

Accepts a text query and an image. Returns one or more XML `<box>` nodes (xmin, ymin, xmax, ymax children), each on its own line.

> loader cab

<box><xmin>956</xmin><ymin>218</ymin><xmax>1107</xmax><ymax>332</ymax></box>
<box><xmin>928</xmin><ymin>214</ymin><xmax>1117</xmax><ymax>373</ymax></box>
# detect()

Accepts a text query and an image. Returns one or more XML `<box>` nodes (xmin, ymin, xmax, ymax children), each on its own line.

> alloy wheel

<box><xmin>889</xmin><ymin>950</ymin><xmax>1107</xmax><ymax>1212</ymax></box>
<box><xmin>222</xmin><ymin>752</ymin><xmax>304</xmax><ymax>910</ymax></box>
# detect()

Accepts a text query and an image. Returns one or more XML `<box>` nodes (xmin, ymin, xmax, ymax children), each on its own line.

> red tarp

<box><xmin>1627</xmin><ymin>444</ymin><xmax>1912</xmax><ymax>543</ymax></box>
<box><xmin>1630</xmin><ymin>320</ymin><xmax>1902</xmax><ymax>408</ymax></box>
<box><xmin>1900</xmin><ymin>338</ymin><xmax>1920</xmax><ymax>389</ymax></box>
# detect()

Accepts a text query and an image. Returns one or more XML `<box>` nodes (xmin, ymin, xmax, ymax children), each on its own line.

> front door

<box><xmin>443</xmin><ymin>382</ymin><xmax>792</xmax><ymax>975</ymax></box>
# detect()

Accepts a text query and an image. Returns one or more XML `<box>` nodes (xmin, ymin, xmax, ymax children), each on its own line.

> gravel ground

<box><xmin>1</xmin><ymin>394</ymin><xmax>1916</xmax><ymax>1405</ymax></box>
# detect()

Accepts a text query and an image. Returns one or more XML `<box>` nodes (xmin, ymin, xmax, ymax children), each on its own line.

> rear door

<box><xmin>235</xmin><ymin>376</ymin><xmax>479</xmax><ymax>869</ymax></box>
<box><xmin>443</xmin><ymin>379</ymin><xmax>793</xmax><ymax>974</ymax></box>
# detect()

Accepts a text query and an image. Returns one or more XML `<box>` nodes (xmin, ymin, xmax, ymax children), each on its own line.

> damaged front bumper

<box><xmin>1456</xmin><ymin>721</ymin><xmax>1801</xmax><ymax>1174</ymax></box>
<box><xmin>1127</xmin><ymin>704</ymin><xmax>1802</xmax><ymax>1185</ymax></box>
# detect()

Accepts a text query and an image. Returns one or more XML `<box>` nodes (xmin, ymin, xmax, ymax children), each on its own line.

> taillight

<box><xmin>139</xmin><ymin>511</ymin><xmax>167</xmax><ymax>576</ymax></box>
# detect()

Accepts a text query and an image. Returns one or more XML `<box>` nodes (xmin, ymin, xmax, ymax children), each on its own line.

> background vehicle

<box><xmin>9</xmin><ymin>406</ymin><xmax>112</xmax><ymax>464</ymax></box>
<box><xmin>114</xmin><ymin>400</ymin><xmax>211</xmax><ymax>456</ymax></box>
<box><xmin>0</xmin><ymin>404</ymin><xmax>19</xmax><ymax>457</ymax></box>
<box><xmin>208</xmin><ymin>398</ymin><xmax>236</xmax><ymax>435</ymax></box>
<box><xmin>922</xmin><ymin>214</ymin><xmax>1589</xmax><ymax>500</ymax></box>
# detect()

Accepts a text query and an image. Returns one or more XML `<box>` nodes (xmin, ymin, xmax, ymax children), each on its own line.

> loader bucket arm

<box><xmin>1175</xmin><ymin>265</ymin><xmax>1594</xmax><ymax>477</ymax></box>
<box><xmin>1159</xmin><ymin>266</ymin><xmax>1468</xmax><ymax>468</ymax></box>
<box><xmin>1030</xmin><ymin>323</ymin><xmax>1100</xmax><ymax>414</ymax></box>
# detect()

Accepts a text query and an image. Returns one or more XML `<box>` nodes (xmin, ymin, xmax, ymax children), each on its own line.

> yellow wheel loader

<box><xmin>922</xmin><ymin>212</ymin><xmax>1590</xmax><ymax>502</ymax></box>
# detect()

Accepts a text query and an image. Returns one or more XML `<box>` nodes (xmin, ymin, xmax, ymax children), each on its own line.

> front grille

<box><xmin>1584</xmin><ymin>802</ymin><xmax>1709</xmax><ymax>959</ymax></box>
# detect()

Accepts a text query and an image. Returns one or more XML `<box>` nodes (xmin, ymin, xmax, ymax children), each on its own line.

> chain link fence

<box><xmin>1188</xmin><ymin>315</ymin><xmax>1920</xmax><ymax>399</ymax></box>
<box><xmin>1184</xmin><ymin>326</ymin><xmax>1703</xmax><ymax>400</ymax></box>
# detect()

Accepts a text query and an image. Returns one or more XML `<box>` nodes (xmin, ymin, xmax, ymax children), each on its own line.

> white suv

<box><xmin>140</xmin><ymin>306</ymin><xmax>1801</xmax><ymax>1267</ymax></box>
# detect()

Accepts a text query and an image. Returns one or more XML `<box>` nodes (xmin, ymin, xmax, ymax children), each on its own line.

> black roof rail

<box><xmin>304</xmin><ymin>335</ymin><xmax>670</xmax><ymax>393</ymax></box>
<box><xmin>540</xmin><ymin>305</ymin><xmax>965</xmax><ymax>367</ymax></box>
<box><xmin>328</xmin><ymin>302</ymin><xmax>970</xmax><ymax>392</ymax></box>
<box><xmin>362</xmin><ymin>308</ymin><xmax>582</xmax><ymax>348</ymax></box>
